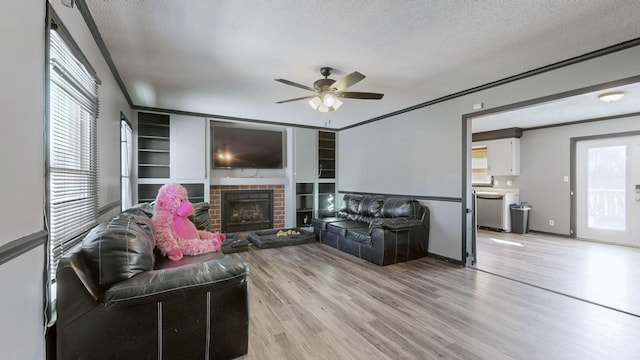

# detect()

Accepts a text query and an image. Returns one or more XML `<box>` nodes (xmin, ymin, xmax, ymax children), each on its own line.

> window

<box><xmin>121</xmin><ymin>116</ymin><xmax>133</xmax><ymax>210</ymax></box>
<box><xmin>47</xmin><ymin>24</ymin><xmax>100</xmax><ymax>287</ymax></box>
<box><xmin>472</xmin><ymin>146</ymin><xmax>492</xmax><ymax>185</ymax></box>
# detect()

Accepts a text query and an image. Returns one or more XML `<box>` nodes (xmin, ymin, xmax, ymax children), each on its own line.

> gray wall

<box><xmin>339</xmin><ymin>45</ymin><xmax>640</xmax><ymax>261</ymax></box>
<box><xmin>515</xmin><ymin>116</ymin><xmax>640</xmax><ymax>234</ymax></box>
<box><xmin>0</xmin><ymin>2</ymin><xmax>131</xmax><ymax>358</ymax></box>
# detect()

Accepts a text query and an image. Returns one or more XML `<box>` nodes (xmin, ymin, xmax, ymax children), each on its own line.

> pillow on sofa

<box><xmin>81</xmin><ymin>210</ymin><xmax>156</xmax><ymax>287</ymax></box>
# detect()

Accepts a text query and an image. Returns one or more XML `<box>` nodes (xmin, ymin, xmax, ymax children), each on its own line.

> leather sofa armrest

<box><xmin>103</xmin><ymin>257</ymin><xmax>249</xmax><ymax>309</ymax></box>
<box><xmin>369</xmin><ymin>218</ymin><xmax>424</xmax><ymax>232</ymax></box>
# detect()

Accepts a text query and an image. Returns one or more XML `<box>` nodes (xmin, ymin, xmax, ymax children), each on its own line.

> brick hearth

<box><xmin>210</xmin><ymin>184</ymin><xmax>285</xmax><ymax>232</ymax></box>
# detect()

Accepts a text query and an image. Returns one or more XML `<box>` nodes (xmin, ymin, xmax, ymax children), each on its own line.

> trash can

<box><xmin>510</xmin><ymin>203</ymin><xmax>531</xmax><ymax>234</ymax></box>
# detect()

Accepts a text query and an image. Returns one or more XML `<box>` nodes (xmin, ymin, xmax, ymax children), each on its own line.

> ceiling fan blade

<box><xmin>331</xmin><ymin>71</ymin><xmax>366</xmax><ymax>91</ymax></box>
<box><xmin>275</xmin><ymin>78</ymin><xmax>316</xmax><ymax>92</ymax></box>
<box><xmin>337</xmin><ymin>91</ymin><xmax>384</xmax><ymax>100</ymax></box>
<box><xmin>276</xmin><ymin>95</ymin><xmax>316</xmax><ymax>104</ymax></box>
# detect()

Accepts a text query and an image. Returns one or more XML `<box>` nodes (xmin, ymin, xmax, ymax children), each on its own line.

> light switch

<box><xmin>563</xmin><ymin>176</ymin><xmax>569</xmax><ymax>183</ymax></box>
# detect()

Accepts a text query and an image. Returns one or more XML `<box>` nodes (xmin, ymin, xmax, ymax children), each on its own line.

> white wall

<box><xmin>0</xmin><ymin>1</ymin><xmax>131</xmax><ymax>359</ymax></box>
<box><xmin>0</xmin><ymin>1</ymin><xmax>46</xmax><ymax>359</ymax></box>
<box><xmin>339</xmin><ymin>45</ymin><xmax>640</xmax><ymax>261</ymax></box>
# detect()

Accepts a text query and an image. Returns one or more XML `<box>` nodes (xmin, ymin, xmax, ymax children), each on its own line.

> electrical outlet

<box><xmin>549</xmin><ymin>220</ymin><xmax>555</xmax><ymax>227</ymax></box>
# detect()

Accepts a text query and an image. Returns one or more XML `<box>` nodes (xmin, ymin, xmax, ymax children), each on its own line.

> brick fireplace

<box><xmin>210</xmin><ymin>184</ymin><xmax>285</xmax><ymax>232</ymax></box>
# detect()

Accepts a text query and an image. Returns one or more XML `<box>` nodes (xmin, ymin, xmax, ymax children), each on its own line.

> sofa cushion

<box><xmin>345</xmin><ymin>228</ymin><xmax>372</xmax><ymax>247</ymax></box>
<box><xmin>189</xmin><ymin>202</ymin><xmax>212</xmax><ymax>231</ymax></box>
<box><xmin>347</xmin><ymin>196</ymin><xmax>361</xmax><ymax>214</ymax></box>
<box><xmin>339</xmin><ymin>194</ymin><xmax>361</xmax><ymax>212</ymax></box>
<box><xmin>311</xmin><ymin>217</ymin><xmax>344</xmax><ymax>231</ymax></box>
<box><xmin>352</xmin><ymin>195</ymin><xmax>384</xmax><ymax>222</ymax></box>
<box><xmin>327</xmin><ymin>221</ymin><xmax>369</xmax><ymax>237</ymax></box>
<box><xmin>121</xmin><ymin>202</ymin><xmax>154</xmax><ymax>217</ymax></box>
<box><xmin>338</xmin><ymin>194</ymin><xmax>363</xmax><ymax>220</ymax></box>
<box><xmin>81</xmin><ymin>210</ymin><xmax>156</xmax><ymax>287</ymax></box>
<box><xmin>381</xmin><ymin>198</ymin><xmax>422</xmax><ymax>219</ymax></box>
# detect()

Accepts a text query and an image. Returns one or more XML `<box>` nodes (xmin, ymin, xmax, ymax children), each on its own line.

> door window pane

<box><xmin>587</xmin><ymin>145</ymin><xmax>626</xmax><ymax>231</ymax></box>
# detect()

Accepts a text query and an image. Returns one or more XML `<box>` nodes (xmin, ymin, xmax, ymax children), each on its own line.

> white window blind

<box><xmin>48</xmin><ymin>29</ymin><xmax>99</xmax><ymax>279</ymax></box>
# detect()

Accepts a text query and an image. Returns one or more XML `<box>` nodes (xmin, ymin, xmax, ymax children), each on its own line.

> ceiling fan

<box><xmin>275</xmin><ymin>67</ymin><xmax>384</xmax><ymax>112</ymax></box>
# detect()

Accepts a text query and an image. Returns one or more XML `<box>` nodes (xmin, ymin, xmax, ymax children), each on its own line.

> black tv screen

<box><xmin>212</xmin><ymin>124</ymin><xmax>284</xmax><ymax>169</ymax></box>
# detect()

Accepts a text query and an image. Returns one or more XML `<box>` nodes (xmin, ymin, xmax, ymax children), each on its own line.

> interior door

<box><xmin>575</xmin><ymin>135</ymin><xmax>640</xmax><ymax>246</ymax></box>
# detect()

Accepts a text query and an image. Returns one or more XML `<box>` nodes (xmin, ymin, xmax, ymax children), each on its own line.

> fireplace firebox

<box><xmin>221</xmin><ymin>190</ymin><xmax>274</xmax><ymax>233</ymax></box>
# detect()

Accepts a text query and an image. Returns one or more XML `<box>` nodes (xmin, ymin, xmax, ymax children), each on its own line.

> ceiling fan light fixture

<box><xmin>332</xmin><ymin>97</ymin><xmax>343</xmax><ymax>110</ymax></box>
<box><xmin>598</xmin><ymin>91</ymin><xmax>624</xmax><ymax>103</ymax></box>
<box><xmin>308</xmin><ymin>96</ymin><xmax>322</xmax><ymax>110</ymax></box>
<box><xmin>309</xmin><ymin>95</ymin><xmax>342</xmax><ymax>112</ymax></box>
<box><xmin>322</xmin><ymin>93</ymin><xmax>336</xmax><ymax>107</ymax></box>
<box><xmin>277</xmin><ymin>67</ymin><xmax>383</xmax><ymax>113</ymax></box>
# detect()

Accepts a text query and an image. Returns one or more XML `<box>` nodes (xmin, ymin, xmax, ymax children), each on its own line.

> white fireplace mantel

<box><xmin>211</xmin><ymin>177</ymin><xmax>289</xmax><ymax>186</ymax></box>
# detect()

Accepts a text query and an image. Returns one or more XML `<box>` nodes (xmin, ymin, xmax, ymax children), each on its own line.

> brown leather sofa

<box><xmin>55</xmin><ymin>203</ymin><xmax>249</xmax><ymax>359</ymax></box>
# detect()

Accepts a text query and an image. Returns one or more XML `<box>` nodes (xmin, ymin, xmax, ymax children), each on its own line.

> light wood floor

<box><xmin>228</xmin><ymin>242</ymin><xmax>640</xmax><ymax>360</ymax></box>
<box><xmin>475</xmin><ymin>229</ymin><xmax>640</xmax><ymax>316</ymax></box>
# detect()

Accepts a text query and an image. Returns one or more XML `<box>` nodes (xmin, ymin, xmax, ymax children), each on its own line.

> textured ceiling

<box><xmin>84</xmin><ymin>0</ymin><xmax>640</xmax><ymax>129</ymax></box>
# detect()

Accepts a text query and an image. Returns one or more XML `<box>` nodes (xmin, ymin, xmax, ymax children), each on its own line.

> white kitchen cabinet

<box><xmin>474</xmin><ymin>138</ymin><xmax>520</xmax><ymax>176</ymax></box>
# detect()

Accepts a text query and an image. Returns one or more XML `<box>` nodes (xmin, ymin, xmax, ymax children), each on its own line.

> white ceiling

<box><xmin>472</xmin><ymin>82</ymin><xmax>640</xmax><ymax>133</ymax></box>
<box><xmin>83</xmin><ymin>0</ymin><xmax>640</xmax><ymax>130</ymax></box>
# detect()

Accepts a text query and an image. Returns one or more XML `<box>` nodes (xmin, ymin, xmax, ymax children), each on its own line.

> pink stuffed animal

<box><xmin>152</xmin><ymin>183</ymin><xmax>224</xmax><ymax>261</ymax></box>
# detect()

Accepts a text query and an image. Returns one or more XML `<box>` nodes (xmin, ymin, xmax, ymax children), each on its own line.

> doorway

<box><xmin>465</xmin><ymin>78</ymin><xmax>640</xmax><ymax>316</ymax></box>
<box><xmin>574</xmin><ymin>134</ymin><xmax>640</xmax><ymax>247</ymax></box>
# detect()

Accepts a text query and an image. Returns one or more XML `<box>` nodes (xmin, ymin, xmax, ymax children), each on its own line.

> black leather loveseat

<box><xmin>311</xmin><ymin>193</ymin><xmax>430</xmax><ymax>266</ymax></box>
<box><xmin>55</xmin><ymin>203</ymin><xmax>249</xmax><ymax>360</ymax></box>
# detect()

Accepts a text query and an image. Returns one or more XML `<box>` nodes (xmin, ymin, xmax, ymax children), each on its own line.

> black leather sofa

<box><xmin>311</xmin><ymin>193</ymin><xmax>430</xmax><ymax>266</ymax></box>
<box><xmin>55</xmin><ymin>203</ymin><xmax>249</xmax><ymax>360</ymax></box>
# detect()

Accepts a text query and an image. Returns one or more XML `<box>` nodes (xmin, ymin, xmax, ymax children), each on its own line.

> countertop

<box><xmin>473</xmin><ymin>187</ymin><xmax>519</xmax><ymax>195</ymax></box>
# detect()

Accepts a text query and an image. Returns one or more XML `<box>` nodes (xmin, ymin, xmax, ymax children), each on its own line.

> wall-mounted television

<box><xmin>211</xmin><ymin>123</ymin><xmax>284</xmax><ymax>169</ymax></box>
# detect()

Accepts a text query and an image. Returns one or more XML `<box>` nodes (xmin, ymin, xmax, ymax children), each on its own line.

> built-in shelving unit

<box><xmin>295</xmin><ymin>182</ymin><xmax>314</xmax><ymax>227</ymax></box>
<box><xmin>135</xmin><ymin>112</ymin><xmax>210</xmax><ymax>205</ymax></box>
<box><xmin>138</xmin><ymin>183</ymin><xmax>205</xmax><ymax>204</ymax></box>
<box><xmin>293</xmin><ymin>129</ymin><xmax>337</xmax><ymax>225</ymax></box>
<box><xmin>317</xmin><ymin>182</ymin><xmax>336</xmax><ymax>218</ymax></box>
<box><xmin>138</xmin><ymin>112</ymin><xmax>170</xmax><ymax>179</ymax></box>
<box><xmin>318</xmin><ymin>131</ymin><xmax>335</xmax><ymax>179</ymax></box>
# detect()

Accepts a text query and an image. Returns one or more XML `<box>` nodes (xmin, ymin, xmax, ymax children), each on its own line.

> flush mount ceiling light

<box><xmin>276</xmin><ymin>67</ymin><xmax>383</xmax><ymax>112</ymax></box>
<box><xmin>598</xmin><ymin>91</ymin><xmax>625</xmax><ymax>103</ymax></box>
